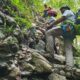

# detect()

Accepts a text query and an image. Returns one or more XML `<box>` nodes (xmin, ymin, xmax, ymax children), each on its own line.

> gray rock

<box><xmin>60</xmin><ymin>70</ymin><xmax>65</xmax><ymax>76</ymax></box>
<box><xmin>13</xmin><ymin>26</ymin><xmax>21</xmax><ymax>36</ymax></box>
<box><xmin>3</xmin><ymin>36</ymin><xmax>18</xmax><ymax>44</ymax></box>
<box><xmin>31</xmin><ymin>51</ymin><xmax>52</xmax><ymax>73</ymax></box>
<box><xmin>35</xmin><ymin>40</ymin><xmax>45</xmax><ymax>53</ymax></box>
<box><xmin>48</xmin><ymin>73</ymin><xmax>67</xmax><ymax>80</ymax></box>
<box><xmin>22</xmin><ymin>78</ymin><xmax>28</xmax><ymax>80</ymax></box>
<box><xmin>54</xmin><ymin>54</ymin><xmax>65</xmax><ymax>63</ymax></box>
<box><xmin>1</xmin><ymin>36</ymin><xmax>19</xmax><ymax>53</ymax></box>
<box><xmin>0</xmin><ymin>30</ymin><xmax>5</xmax><ymax>39</ymax></box>
<box><xmin>21</xmin><ymin>62</ymin><xmax>35</xmax><ymax>72</ymax></box>
<box><xmin>21</xmin><ymin>71</ymin><xmax>32</xmax><ymax>76</ymax></box>
<box><xmin>8</xmin><ymin>64</ymin><xmax>20</xmax><ymax>77</ymax></box>
<box><xmin>0</xmin><ymin>11</ymin><xmax>15</xmax><ymax>23</ymax></box>
<box><xmin>55</xmin><ymin>37</ymin><xmax>64</xmax><ymax>55</ymax></box>
<box><xmin>66</xmin><ymin>72</ymin><xmax>72</xmax><ymax>77</ymax></box>
<box><xmin>16</xmin><ymin>49</ymin><xmax>32</xmax><ymax>61</ymax></box>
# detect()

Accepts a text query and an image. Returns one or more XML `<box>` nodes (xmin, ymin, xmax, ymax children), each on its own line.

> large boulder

<box><xmin>31</xmin><ymin>50</ymin><xmax>52</xmax><ymax>73</ymax></box>
<box><xmin>0</xmin><ymin>36</ymin><xmax>19</xmax><ymax>64</ymax></box>
<box><xmin>2</xmin><ymin>36</ymin><xmax>19</xmax><ymax>53</ymax></box>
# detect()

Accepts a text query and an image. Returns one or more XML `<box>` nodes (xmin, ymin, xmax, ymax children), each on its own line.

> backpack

<box><xmin>61</xmin><ymin>23</ymin><xmax>76</xmax><ymax>40</ymax></box>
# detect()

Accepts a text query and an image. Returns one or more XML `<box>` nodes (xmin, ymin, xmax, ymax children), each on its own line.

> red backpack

<box><xmin>47</xmin><ymin>9</ymin><xmax>57</xmax><ymax>17</ymax></box>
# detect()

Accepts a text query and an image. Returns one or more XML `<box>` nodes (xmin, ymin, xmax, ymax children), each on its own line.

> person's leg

<box><xmin>45</xmin><ymin>27</ymin><xmax>62</xmax><ymax>57</ymax></box>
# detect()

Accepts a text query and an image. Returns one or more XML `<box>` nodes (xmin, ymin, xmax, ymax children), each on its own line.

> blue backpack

<box><xmin>61</xmin><ymin>23</ymin><xmax>76</xmax><ymax>40</ymax></box>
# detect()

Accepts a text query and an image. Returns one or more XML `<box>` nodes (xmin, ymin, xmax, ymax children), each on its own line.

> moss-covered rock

<box><xmin>31</xmin><ymin>51</ymin><xmax>52</xmax><ymax>73</ymax></box>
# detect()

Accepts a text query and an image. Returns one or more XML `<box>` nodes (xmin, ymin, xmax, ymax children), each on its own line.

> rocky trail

<box><xmin>0</xmin><ymin>3</ymin><xmax>80</xmax><ymax>80</ymax></box>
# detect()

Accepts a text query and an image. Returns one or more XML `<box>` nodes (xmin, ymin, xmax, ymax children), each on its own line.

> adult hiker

<box><xmin>46</xmin><ymin>5</ymin><xmax>75</xmax><ymax>58</ymax></box>
<box><xmin>43</xmin><ymin>4</ymin><xmax>49</xmax><ymax>18</ymax></box>
<box><xmin>43</xmin><ymin>7</ymin><xmax>58</xmax><ymax>56</ymax></box>
<box><xmin>46</xmin><ymin>8</ymin><xmax>58</xmax><ymax>54</ymax></box>
<box><xmin>45</xmin><ymin>7</ymin><xmax>57</xmax><ymax>27</ymax></box>
<box><xmin>43</xmin><ymin>4</ymin><xmax>53</xmax><ymax>18</ymax></box>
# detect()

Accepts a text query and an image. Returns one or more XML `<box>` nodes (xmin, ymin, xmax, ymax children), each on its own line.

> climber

<box><xmin>45</xmin><ymin>7</ymin><xmax>57</xmax><ymax>27</ymax></box>
<box><xmin>43</xmin><ymin>4</ymin><xmax>49</xmax><ymax>18</ymax></box>
<box><xmin>43</xmin><ymin>7</ymin><xmax>58</xmax><ymax>56</ymax></box>
<box><xmin>45</xmin><ymin>5</ymin><xmax>75</xmax><ymax>57</ymax></box>
<box><xmin>43</xmin><ymin>4</ymin><xmax>53</xmax><ymax>18</ymax></box>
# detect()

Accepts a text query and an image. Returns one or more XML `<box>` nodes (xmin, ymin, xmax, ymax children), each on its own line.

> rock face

<box><xmin>0</xmin><ymin>2</ymin><xmax>79</xmax><ymax>80</ymax></box>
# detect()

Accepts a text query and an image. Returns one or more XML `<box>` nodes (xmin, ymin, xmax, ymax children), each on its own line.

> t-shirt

<box><xmin>62</xmin><ymin>10</ymin><xmax>75</xmax><ymax>23</ymax></box>
<box><xmin>47</xmin><ymin>16</ymin><xmax>56</xmax><ymax>29</ymax></box>
<box><xmin>48</xmin><ymin>16</ymin><xmax>56</xmax><ymax>23</ymax></box>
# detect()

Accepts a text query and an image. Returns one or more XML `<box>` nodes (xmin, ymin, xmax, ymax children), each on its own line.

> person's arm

<box><xmin>47</xmin><ymin>16</ymin><xmax>66</xmax><ymax>29</ymax></box>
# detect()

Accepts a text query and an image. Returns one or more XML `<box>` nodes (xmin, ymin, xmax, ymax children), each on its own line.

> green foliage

<box><xmin>1</xmin><ymin>0</ymin><xmax>80</xmax><ymax>59</ymax></box>
<box><xmin>1</xmin><ymin>0</ymin><xmax>80</xmax><ymax>67</ymax></box>
<box><xmin>11</xmin><ymin>0</ymin><xmax>25</xmax><ymax>12</ymax></box>
<box><xmin>1</xmin><ymin>0</ymin><xmax>80</xmax><ymax>32</ymax></box>
<box><xmin>75</xmin><ymin>57</ymin><xmax>80</xmax><ymax>68</ymax></box>
<box><xmin>15</xmin><ymin>17</ymin><xmax>31</xmax><ymax>29</ymax></box>
<box><xmin>47</xmin><ymin>0</ymin><xmax>80</xmax><ymax>11</ymax></box>
<box><xmin>2</xmin><ymin>0</ymin><xmax>79</xmax><ymax>29</ymax></box>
